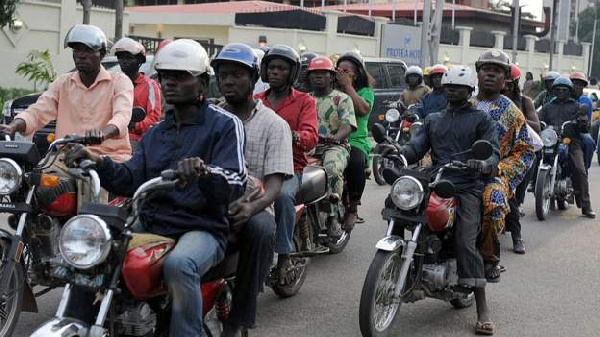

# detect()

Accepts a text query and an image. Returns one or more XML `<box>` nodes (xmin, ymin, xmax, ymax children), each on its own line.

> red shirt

<box><xmin>256</xmin><ymin>88</ymin><xmax>318</xmax><ymax>173</ymax></box>
<box><xmin>130</xmin><ymin>73</ymin><xmax>161</xmax><ymax>141</ymax></box>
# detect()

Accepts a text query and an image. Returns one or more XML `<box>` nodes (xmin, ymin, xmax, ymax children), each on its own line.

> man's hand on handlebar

<box><xmin>63</xmin><ymin>144</ymin><xmax>102</xmax><ymax>168</ymax></box>
<box><xmin>0</xmin><ymin>119</ymin><xmax>26</xmax><ymax>138</ymax></box>
<box><xmin>467</xmin><ymin>159</ymin><xmax>492</xmax><ymax>175</ymax></box>
<box><xmin>320</xmin><ymin>134</ymin><xmax>340</xmax><ymax>145</ymax></box>
<box><xmin>177</xmin><ymin>157</ymin><xmax>210</xmax><ymax>186</ymax></box>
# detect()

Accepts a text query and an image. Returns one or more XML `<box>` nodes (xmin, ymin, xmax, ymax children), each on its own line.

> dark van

<box><xmin>364</xmin><ymin>57</ymin><xmax>407</xmax><ymax>127</ymax></box>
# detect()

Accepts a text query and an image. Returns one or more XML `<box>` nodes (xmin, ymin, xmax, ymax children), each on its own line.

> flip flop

<box><xmin>355</xmin><ymin>215</ymin><xmax>365</xmax><ymax>224</ymax></box>
<box><xmin>475</xmin><ymin>321</ymin><xmax>495</xmax><ymax>335</ymax></box>
<box><xmin>485</xmin><ymin>264</ymin><xmax>502</xmax><ymax>283</ymax></box>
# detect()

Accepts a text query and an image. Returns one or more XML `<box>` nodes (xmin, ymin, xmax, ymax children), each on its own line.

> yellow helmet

<box><xmin>423</xmin><ymin>66</ymin><xmax>432</xmax><ymax>76</ymax></box>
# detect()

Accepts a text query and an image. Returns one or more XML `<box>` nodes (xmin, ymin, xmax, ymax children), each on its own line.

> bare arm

<box><xmin>522</xmin><ymin>96</ymin><xmax>540</xmax><ymax>133</ymax></box>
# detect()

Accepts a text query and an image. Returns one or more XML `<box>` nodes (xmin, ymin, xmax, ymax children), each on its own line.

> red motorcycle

<box><xmin>358</xmin><ymin>124</ymin><xmax>493</xmax><ymax>337</ymax></box>
<box><xmin>31</xmin><ymin>168</ymin><xmax>245</xmax><ymax>337</ymax></box>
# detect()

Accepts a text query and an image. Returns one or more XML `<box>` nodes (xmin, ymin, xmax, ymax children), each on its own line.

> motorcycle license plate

<box><xmin>544</xmin><ymin>148</ymin><xmax>554</xmax><ymax>154</ymax></box>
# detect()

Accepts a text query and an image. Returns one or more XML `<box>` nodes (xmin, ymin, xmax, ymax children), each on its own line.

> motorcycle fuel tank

<box><xmin>425</xmin><ymin>192</ymin><xmax>457</xmax><ymax>232</ymax></box>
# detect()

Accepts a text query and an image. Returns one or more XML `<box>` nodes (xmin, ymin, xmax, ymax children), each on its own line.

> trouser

<box><xmin>227</xmin><ymin>210</ymin><xmax>276</xmax><ymax>328</ymax></box>
<box><xmin>274</xmin><ymin>174</ymin><xmax>302</xmax><ymax>254</ymax></box>
<box><xmin>480</xmin><ymin>178</ymin><xmax>510</xmax><ymax>264</ymax></box>
<box><xmin>581</xmin><ymin>133</ymin><xmax>595</xmax><ymax>170</ymax></box>
<box><xmin>64</xmin><ymin>230</ymin><xmax>224</xmax><ymax>337</ymax></box>
<box><xmin>568</xmin><ymin>142</ymin><xmax>592</xmax><ymax>211</ymax></box>
<box><xmin>505</xmin><ymin>197</ymin><xmax>522</xmax><ymax>239</ymax></box>
<box><xmin>345</xmin><ymin>146</ymin><xmax>367</xmax><ymax>203</ymax></box>
<box><xmin>515</xmin><ymin>162</ymin><xmax>535</xmax><ymax>205</ymax></box>
<box><xmin>314</xmin><ymin>144</ymin><xmax>349</xmax><ymax>197</ymax></box>
<box><xmin>455</xmin><ymin>190</ymin><xmax>487</xmax><ymax>288</ymax></box>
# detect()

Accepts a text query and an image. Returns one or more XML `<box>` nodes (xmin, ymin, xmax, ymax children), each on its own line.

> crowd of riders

<box><xmin>0</xmin><ymin>22</ymin><xmax>597</xmax><ymax>337</ymax></box>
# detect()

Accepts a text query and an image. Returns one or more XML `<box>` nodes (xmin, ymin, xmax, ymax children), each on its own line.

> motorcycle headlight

<box><xmin>385</xmin><ymin>109</ymin><xmax>400</xmax><ymax>122</ymax></box>
<box><xmin>59</xmin><ymin>215</ymin><xmax>112</xmax><ymax>269</ymax></box>
<box><xmin>390</xmin><ymin>176</ymin><xmax>424</xmax><ymax>210</ymax></box>
<box><xmin>0</xmin><ymin>158</ymin><xmax>22</xmax><ymax>195</ymax></box>
<box><xmin>540</xmin><ymin>128</ymin><xmax>558</xmax><ymax>147</ymax></box>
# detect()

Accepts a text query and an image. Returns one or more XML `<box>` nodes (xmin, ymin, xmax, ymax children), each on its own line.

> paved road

<box><xmin>10</xmin><ymin>164</ymin><xmax>600</xmax><ymax>337</ymax></box>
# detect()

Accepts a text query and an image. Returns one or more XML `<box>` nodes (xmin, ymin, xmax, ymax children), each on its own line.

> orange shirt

<box><xmin>17</xmin><ymin>67</ymin><xmax>133</xmax><ymax>162</ymax></box>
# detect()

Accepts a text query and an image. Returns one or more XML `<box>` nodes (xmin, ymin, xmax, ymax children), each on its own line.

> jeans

<box><xmin>274</xmin><ymin>174</ymin><xmax>302</xmax><ymax>254</ymax></box>
<box><xmin>164</xmin><ymin>230</ymin><xmax>225</xmax><ymax>336</ymax></box>
<box><xmin>227</xmin><ymin>210</ymin><xmax>276</xmax><ymax>328</ymax></box>
<box><xmin>581</xmin><ymin>133</ymin><xmax>595</xmax><ymax>170</ymax></box>
<box><xmin>455</xmin><ymin>190</ymin><xmax>486</xmax><ymax>288</ymax></box>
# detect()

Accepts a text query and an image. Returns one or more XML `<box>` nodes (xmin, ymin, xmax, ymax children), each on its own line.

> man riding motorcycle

<box><xmin>307</xmin><ymin>56</ymin><xmax>357</xmax><ymax>236</ymax></box>
<box><xmin>569</xmin><ymin>72</ymin><xmax>596</xmax><ymax>170</ymax></box>
<box><xmin>391</xmin><ymin>65</ymin><xmax>430</xmax><ymax>107</ymax></box>
<box><xmin>474</xmin><ymin>49</ymin><xmax>534</xmax><ymax>282</ymax></box>
<box><xmin>212</xmin><ymin>43</ymin><xmax>294</xmax><ymax>336</ymax></box>
<box><xmin>414</xmin><ymin>64</ymin><xmax>448</xmax><ymax>118</ymax></box>
<box><xmin>255</xmin><ymin>45</ymin><xmax>318</xmax><ymax>286</ymax></box>
<box><xmin>112</xmin><ymin>37</ymin><xmax>162</xmax><ymax>145</ymax></box>
<box><xmin>533</xmin><ymin>71</ymin><xmax>560</xmax><ymax>109</ymax></box>
<box><xmin>399</xmin><ymin>65</ymin><xmax>500</xmax><ymax>336</ymax></box>
<box><xmin>539</xmin><ymin>77</ymin><xmax>596</xmax><ymax>218</ymax></box>
<box><xmin>63</xmin><ymin>39</ymin><xmax>247</xmax><ymax>336</ymax></box>
<box><xmin>0</xmin><ymin>24</ymin><xmax>134</xmax><ymax>205</ymax></box>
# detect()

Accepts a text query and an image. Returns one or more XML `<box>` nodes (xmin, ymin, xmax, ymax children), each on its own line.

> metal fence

<box><xmin>470</xmin><ymin>31</ymin><xmax>495</xmax><ymax>48</ymax></box>
<box><xmin>129</xmin><ymin>35</ymin><xmax>224</xmax><ymax>56</ymax></box>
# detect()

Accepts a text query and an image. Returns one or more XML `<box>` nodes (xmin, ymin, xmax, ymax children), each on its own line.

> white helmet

<box><xmin>253</xmin><ymin>48</ymin><xmax>265</xmax><ymax>70</ymax></box>
<box><xmin>441</xmin><ymin>66</ymin><xmax>477</xmax><ymax>90</ymax></box>
<box><xmin>154</xmin><ymin>39</ymin><xmax>210</xmax><ymax>76</ymax></box>
<box><xmin>405</xmin><ymin>65</ymin><xmax>424</xmax><ymax>78</ymax></box>
<box><xmin>112</xmin><ymin>37</ymin><xmax>146</xmax><ymax>62</ymax></box>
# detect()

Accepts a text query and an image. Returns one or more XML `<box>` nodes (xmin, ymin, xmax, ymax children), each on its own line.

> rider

<box><xmin>0</xmin><ymin>24</ymin><xmax>133</xmax><ymax>204</ymax></box>
<box><xmin>474</xmin><ymin>49</ymin><xmax>534</xmax><ymax>282</ymax></box>
<box><xmin>307</xmin><ymin>56</ymin><xmax>357</xmax><ymax>236</ymax></box>
<box><xmin>252</xmin><ymin>48</ymin><xmax>270</xmax><ymax>95</ymax></box>
<box><xmin>533</xmin><ymin>71</ymin><xmax>560</xmax><ymax>109</ymax></box>
<box><xmin>295</xmin><ymin>51</ymin><xmax>318</xmax><ymax>93</ymax></box>
<box><xmin>112</xmin><ymin>37</ymin><xmax>162</xmax><ymax>145</ymax></box>
<box><xmin>211</xmin><ymin>43</ymin><xmax>294</xmax><ymax>336</ymax></box>
<box><xmin>335</xmin><ymin>51</ymin><xmax>375</xmax><ymax>230</ymax></box>
<box><xmin>501</xmin><ymin>64</ymin><xmax>540</xmax><ymax>255</ymax></box>
<box><xmin>569</xmin><ymin>72</ymin><xmax>596</xmax><ymax>170</ymax></box>
<box><xmin>401</xmin><ymin>65</ymin><xmax>499</xmax><ymax>336</ymax></box>
<box><xmin>394</xmin><ymin>65</ymin><xmax>431</xmax><ymax>107</ymax></box>
<box><xmin>63</xmin><ymin>39</ymin><xmax>247</xmax><ymax>336</ymax></box>
<box><xmin>539</xmin><ymin>77</ymin><xmax>596</xmax><ymax>218</ymax></box>
<box><xmin>254</xmin><ymin>45</ymin><xmax>318</xmax><ymax>287</ymax></box>
<box><xmin>414</xmin><ymin>64</ymin><xmax>448</xmax><ymax>118</ymax></box>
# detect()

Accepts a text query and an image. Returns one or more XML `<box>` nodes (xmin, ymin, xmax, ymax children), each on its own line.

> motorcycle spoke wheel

<box><xmin>0</xmin><ymin>243</ymin><xmax>24</xmax><ymax>337</ymax></box>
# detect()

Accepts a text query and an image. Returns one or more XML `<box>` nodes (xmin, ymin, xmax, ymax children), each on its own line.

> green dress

<box><xmin>348</xmin><ymin>87</ymin><xmax>375</xmax><ymax>164</ymax></box>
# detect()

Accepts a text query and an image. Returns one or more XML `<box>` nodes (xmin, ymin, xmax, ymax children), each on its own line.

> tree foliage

<box><xmin>15</xmin><ymin>49</ymin><xmax>57</xmax><ymax>91</ymax></box>
<box><xmin>576</xmin><ymin>6</ymin><xmax>600</xmax><ymax>77</ymax></box>
<box><xmin>0</xmin><ymin>0</ymin><xmax>20</xmax><ymax>27</ymax></box>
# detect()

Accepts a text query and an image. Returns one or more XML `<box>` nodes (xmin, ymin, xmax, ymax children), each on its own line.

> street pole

<box><xmin>549</xmin><ymin>0</ymin><xmax>558</xmax><ymax>70</ymax></box>
<box><xmin>115</xmin><ymin>0</ymin><xmax>124</xmax><ymax>40</ymax></box>
<box><xmin>590</xmin><ymin>2</ymin><xmax>598</xmax><ymax>76</ymax></box>
<box><xmin>420</xmin><ymin>0</ymin><xmax>431</xmax><ymax>67</ymax></box>
<box><xmin>511</xmin><ymin>0</ymin><xmax>519</xmax><ymax>63</ymax></box>
<box><xmin>392</xmin><ymin>0</ymin><xmax>396</xmax><ymax>22</ymax></box>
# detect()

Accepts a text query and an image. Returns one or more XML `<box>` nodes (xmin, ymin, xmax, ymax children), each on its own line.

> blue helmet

<box><xmin>211</xmin><ymin>43</ymin><xmax>259</xmax><ymax>81</ymax></box>
<box><xmin>544</xmin><ymin>71</ymin><xmax>560</xmax><ymax>82</ymax></box>
<box><xmin>552</xmin><ymin>76</ymin><xmax>573</xmax><ymax>90</ymax></box>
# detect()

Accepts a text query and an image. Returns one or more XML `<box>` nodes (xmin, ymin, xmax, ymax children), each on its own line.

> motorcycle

<box><xmin>267</xmin><ymin>138</ymin><xmax>352</xmax><ymax>298</ymax></box>
<box><xmin>372</xmin><ymin>105</ymin><xmax>422</xmax><ymax>186</ymax></box>
<box><xmin>31</xmin><ymin>167</ymin><xmax>246</xmax><ymax>337</ymax></box>
<box><xmin>358</xmin><ymin>124</ymin><xmax>493</xmax><ymax>337</ymax></box>
<box><xmin>534</xmin><ymin>121</ymin><xmax>578</xmax><ymax>220</ymax></box>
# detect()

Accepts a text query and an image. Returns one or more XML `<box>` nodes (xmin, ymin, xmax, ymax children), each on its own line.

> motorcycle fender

<box><xmin>30</xmin><ymin>317</ymin><xmax>90</xmax><ymax>337</ymax></box>
<box><xmin>0</xmin><ymin>229</ymin><xmax>38</xmax><ymax>313</ymax></box>
<box><xmin>375</xmin><ymin>235</ymin><xmax>405</xmax><ymax>252</ymax></box>
<box><xmin>538</xmin><ymin>164</ymin><xmax>551</xmax><ymax>173</ymax></box>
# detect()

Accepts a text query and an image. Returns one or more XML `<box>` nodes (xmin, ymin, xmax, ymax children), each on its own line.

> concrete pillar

<box><xmin>455</xmin><ymin>26</ymin><xmax>473</xmax><ymax>65</ymax></box>
<box><xmin>322</xmin><ymin>10</ymin><xmax>339</xmax><ymax>56</ymax></box>
<box><xmin>491</xmin><ymin>30</ymin><xmax>507</xmax><ymax>49</ymax></box>
<box><xmin>524</xmin><ymin>34</ymin><xmax>537</xmax><ymax>76</ymax></box>
<box><xmin>556</xmin><ymin>40</ymin><xmax>564</xmax><ymax>73</ymax></box>
<box><xmin>374</xmin><ymin>17</ymin><xmax>389</xmax><ymax>57</ymax></box>
<box><xmin>581</xmin><ymin>42</ymin><xmax>592</xmax><ymax>75</ymax></box>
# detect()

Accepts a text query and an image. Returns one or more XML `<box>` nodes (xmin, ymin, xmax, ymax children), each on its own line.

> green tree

<box><xmin>576</xmin><ymin>6</ymin><xmax>600</xmax><ymax>77</ymax></box>
<box><xmin>15</xmin><ymin>49</ymin><xmax>57</xmax><ymax>91</ymax></box>
<box><xmin>0</xmin><ymin>0</ymin><xmax>20</xmax><ymax>27</ymax></box>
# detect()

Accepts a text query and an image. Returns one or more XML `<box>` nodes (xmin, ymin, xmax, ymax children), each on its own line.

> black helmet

<box><xmin>260</xmin><ymin>45</ymin><xmax>300</xmax><ymax>84</ymax></box>
<box><xmin>475</xmin><ymin>49</ymin><xmax>511</xmax><ymax>75</ymax></box>
<box><xmin>336</xmin><ymin>51</ymin><xmax>366</xmax><ymax>72</ymax></box>
<box><xmin>300</xmin><ymin>52</ymin><xmax>318</xmax><ymax>67</ymax></box>
<box><xmin>64</xmin><ymin>24</ymin><xmax>107</xmax><ymax>52</ymax></box>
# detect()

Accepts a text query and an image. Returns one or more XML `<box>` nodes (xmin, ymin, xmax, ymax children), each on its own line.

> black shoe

<box><xmin>583</xmin><ymin>209</ymin><xmax>596</xmax><ymax>219</ymax></box>
<box><xmin>512</xmin><ymin>239</ymin><xmax>525</xmax><ymax>254</ymax></box>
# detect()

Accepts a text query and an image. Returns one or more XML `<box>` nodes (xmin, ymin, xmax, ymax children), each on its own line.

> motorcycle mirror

<box><xmin>132</xmin><ymin>107</ymin><xmax>147</xmax><ymax>124</ymax></box>
<box><xmin>471</xmin><ymin>140</ymin><xmax>493</xmax><ymax>160</ymax></box>
<box><xmin>433</xmin><ymin>180</ymin><xmax>455</xmax><ymax>199</ymax></box>
<box><xmin>382</xmin><ymin>167</ymin><xmax>402</xmax><ymax>185</ymax></box>
<box><xmin>372</xmin><ymin>123</ymin><xmax>387</xmax><ymax>144</ymax></box>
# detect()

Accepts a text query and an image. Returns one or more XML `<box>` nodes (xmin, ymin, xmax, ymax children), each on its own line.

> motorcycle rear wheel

<box><xmin>359</xmin><ymin>250</ymin><xmax>403</xmax><ymax>337</ymax></box>
<box><xmin>372</xmin><ymin>156</ymin><xmax>386</xmax><ymax>186</ymax></box>
<box><xmin>535</xmin><ymin>170</ymin><xmax>551</xmax><ymax>221</ymax></box>
<box><xmin>0</xmin><ymin>240</ymin><xmax>24</xmax><ymax>337</ymax></box>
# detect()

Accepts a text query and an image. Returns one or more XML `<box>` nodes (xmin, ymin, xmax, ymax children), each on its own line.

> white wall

<box><xmin>0</xmin><ymin>0</ymin><xmax>129</xmax><ymax>89</ymax></box>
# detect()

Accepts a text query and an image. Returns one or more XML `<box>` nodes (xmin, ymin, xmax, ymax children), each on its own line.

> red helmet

<box><xmin>429</xmin><ymin>64</ymin><xmax>448</xmax><ymax>76</ymax></box>
<box><xmin>307</xmin><ymin>56</ymin><xmax>335</xmax><ymax>73</ymax></box>
<box><xmin>570</xmin><ymin>72</ymin><xmax>589</xmax><ymax>86</ymax></box>
<box><xmin>509</xmin><ymin>64</ymin><xmax>521</xmax><ymax>82</ymax></box>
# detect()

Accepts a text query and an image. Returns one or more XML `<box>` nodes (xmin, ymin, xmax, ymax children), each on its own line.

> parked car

<box><xmin>363</xmin><ymin>57</ymin><xmax>407</xmax><ymax>128</ymax></box>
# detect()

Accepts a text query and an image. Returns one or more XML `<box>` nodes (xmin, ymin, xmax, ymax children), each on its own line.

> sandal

<box><xmin>355</xmin><ymin>215</ymin><xmax>365</xmax><ymax>224</ymax></box>
<box><xmin>485</xmin><ymin>264</ymin><xmax>502</xmax><ymax>283</ymax></box>
<box><xmin>475</xmin><ymin>321</ymin><xmax>495</xmax><ymax>335</ymax></box>
<box><xmin>277</xmin><ymin>260</ymin><xmax>301</xmax><ymax>287</ymax></box>
<box><xmin>342</xmin><ymin>212</ymin><xmax>357</xmax><ymax>231</ymax></box>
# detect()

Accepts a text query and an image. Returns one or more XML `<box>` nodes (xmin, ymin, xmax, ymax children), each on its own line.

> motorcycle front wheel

<box><xmin>535</xmin><ymin>170</ymin><xmax>551</xmax><ymax>221</ymax></box>
<box><xmin>372</xmin><ymin>156</ymin><xmax>386</xmax><ymax>186</ymax></box>
<box><xmin>359</xmin><ymin>250</ymin><xmax>403</xmax><ymax>337</ymax></box>
<box><xmin>0</xmin><ymin>240</ymin><xmax>24</xmax><ymax>337</ymax></box>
